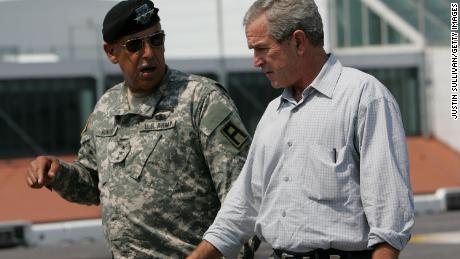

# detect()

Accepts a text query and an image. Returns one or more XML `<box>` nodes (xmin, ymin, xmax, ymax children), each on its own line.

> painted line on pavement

<box><xmin>411</xmin><ymin>231</ymin><xmax>460</xmax><ymax>244</ymax></box>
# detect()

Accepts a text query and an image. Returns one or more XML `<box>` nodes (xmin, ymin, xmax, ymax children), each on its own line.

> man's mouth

<box><xmin>139</xmin><ymin>65</ymin><xmax>157</xmax><ymax>77</ymax></box>
<box><xmin>262</xmin><ymin>68</ymin><xmax>272</xmax><ymax>74</ymax></box>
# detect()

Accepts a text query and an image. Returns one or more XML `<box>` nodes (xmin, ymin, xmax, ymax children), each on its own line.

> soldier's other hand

<box><xmin>26</xmin><ymin>156</ymin><xmax>60</xmax><ymax>188</ymax></box>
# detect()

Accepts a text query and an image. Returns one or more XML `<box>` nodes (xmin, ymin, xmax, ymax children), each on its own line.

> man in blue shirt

<box><xmin>188</xmin><ymin>0</ymin><xmax>414</xmax><ymax>259</ymax></box>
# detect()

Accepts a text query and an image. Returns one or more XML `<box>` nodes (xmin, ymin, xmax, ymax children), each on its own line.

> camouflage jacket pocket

<box><xmin>139</xmin><ymin>129</ymin><xmax>193</xmax><ymax>195</ymax></box>
<box><xmin>125</xmin><ymin>134</ymin><xmax>162</xmax><ymax>181</ymax></box>
<box><xmin>94</xmin><ymin>127</ymin><xmax>118</xmax><ymax>185</ymax></box>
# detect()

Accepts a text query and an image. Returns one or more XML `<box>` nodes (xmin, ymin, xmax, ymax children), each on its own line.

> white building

<box><xmin>0</xmin><ymin>0</ymin><xmax>456</xmax><ymax>157</ymax></box>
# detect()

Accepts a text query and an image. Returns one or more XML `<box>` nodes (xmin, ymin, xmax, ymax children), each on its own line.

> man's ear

<box><xmin>103</xmin><ymin>43</ymin><xmax>119</xmax><ymax>64</ymax></box>
<box><xmin>292</xmin><ymin>30</ymin><xmax>307</xmax><ymax>56</ymax></box>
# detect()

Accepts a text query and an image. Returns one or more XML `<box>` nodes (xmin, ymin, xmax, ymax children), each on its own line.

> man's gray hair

<box><xmin>243</xmin><ymin>0</ymin><xmax>324</xmax><ymax>46</ymax></box>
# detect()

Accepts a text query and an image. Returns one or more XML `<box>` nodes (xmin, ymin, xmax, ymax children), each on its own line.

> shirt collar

<box><xmin>278</xmin><ymin>54</ymin><xmax>342</xmax><ymax>108</ymax></box>
<box><xmin>110</xmin><ymin>67</ymin><xmax>171</xmax><ymax>117</ymax></box>
<box><xmin>310</xmin><ymin>54</ymin><xmax>342</xmax><ymax>98</ymax></box>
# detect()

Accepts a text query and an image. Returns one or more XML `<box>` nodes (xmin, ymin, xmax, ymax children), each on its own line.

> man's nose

<box><xmin>140</xmin><ymin>39</ymin><xmax>155</xmax><ymax>58</ymax></box>
<box><xmin>253</xmin><ymin>54</ymin><xmax>263</xmax><ymax>68</ymax></box>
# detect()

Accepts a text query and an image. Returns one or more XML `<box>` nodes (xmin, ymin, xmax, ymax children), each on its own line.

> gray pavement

<box><xmin>1</xmin><ymin>211</ymin><xmax>459</xmax><ymax>259</ymax></box>
<box><xmin>400</xmin><ymin>210</ymin><xmax>460</xmax><ymax>259</ymax></box>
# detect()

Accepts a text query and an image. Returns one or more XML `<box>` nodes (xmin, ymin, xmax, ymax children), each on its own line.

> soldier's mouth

<box><xmin>140</xmin><ymin>66</ymin><xmax>156</xmax><ymax>73</ymax></box>
<box><xmin>139</xmin><ymin>66</ymin><xmax>157</xmax><ymax>77</ymax></box>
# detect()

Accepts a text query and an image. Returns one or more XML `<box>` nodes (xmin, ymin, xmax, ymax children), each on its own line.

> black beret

<box><xmin>102</xmin><ymin>0</ymin><xmax>160</xmax><ymax>43</ymax></box>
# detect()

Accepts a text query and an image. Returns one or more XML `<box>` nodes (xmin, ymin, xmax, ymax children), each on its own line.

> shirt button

<box><xmin>282</xmin><ymin>211</ymin><xmax>286</xmax><ymax>217</ymax></box>
<box><xmin>287</xmin><ymin>141</ymin><xmax>292</xmax><ymax>147</ymax></box>
<box><xmin>283</xmin><ymin>176</ymin><xmax>289</xmax><ymax>182</ymax></box>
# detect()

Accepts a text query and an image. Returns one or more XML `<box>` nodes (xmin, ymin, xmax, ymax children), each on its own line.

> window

<box><xmin>227</xmin><ymin>72</ymin><xmax>282</xmax><ymax>135</ymax></box>
<box><xmin>363</xmin><ymin>68</ymin><xmax>420</xmax><ymax>135</ymax></box>
<box><xmin>333</xmin><ymin>0</ymin><xmax>450</xmax><ymax>47</ymax></box>
<box><xmin>0</xmin><ymin>78</ymin><xmax>96</xmax><ymax>158</ymax></box>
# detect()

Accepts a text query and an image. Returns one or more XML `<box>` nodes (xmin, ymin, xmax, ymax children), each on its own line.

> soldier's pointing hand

<box><xmin>26</xmin><ymin>156</ymin><xmax>60</xmax><ymax>188</ymax></box>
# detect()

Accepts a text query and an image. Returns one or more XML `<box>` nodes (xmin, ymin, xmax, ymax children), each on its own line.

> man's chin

<box><xmin>269</xmin><ymin>81</ymin><xmax>285</xmax><ymax>89</ymax></box>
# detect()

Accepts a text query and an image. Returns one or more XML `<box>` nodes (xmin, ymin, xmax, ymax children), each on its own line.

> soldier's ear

<box><xmin>104</xmin><ymin>43</ymin><xmax>119</xmax><ymax>64</ymax></box>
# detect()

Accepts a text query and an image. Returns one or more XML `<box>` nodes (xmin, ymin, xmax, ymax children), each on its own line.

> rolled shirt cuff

<box><xmin>203</xmin><ymin>233</ymin><xmax>242</xmax><ymax>259</ymax></box>
<box><xmin>368</xmin><ymin>227</ymin><xmax>412</xmax><ymax>251</ymax></box>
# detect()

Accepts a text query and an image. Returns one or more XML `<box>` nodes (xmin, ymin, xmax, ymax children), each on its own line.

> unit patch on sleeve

<box><xmin>220</xmin><ymin>120</ymin><xmax>249</xmax><ymax>149</ymax></box>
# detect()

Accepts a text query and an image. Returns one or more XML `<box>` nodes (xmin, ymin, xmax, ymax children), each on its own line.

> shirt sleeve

<box><xmin>203</xmin><ymin>148</ymin><xmax>261</xmax><ymax>258</ymax></box>
<box><xmin>196</xmin><ymin>89</ymin><xmax>252</xmax><ymax>203</ymax></box>
<box><xmin>202</xmin><ymin>108</ymin><xmax>269</xmax><ymax>258</ymax></box>
<box><xmin>50</xmin><ymin>114</ymin><xmax>101</xmax><ymax>205</ymax></box>
<box><xmin>197</xmin><ymin>87</ymin><xmax>265</xmax><ymax>258</ymax></box>
<box><xmin>357</xmin><ymin>97</ymin><xmax>415</xmax><ymax>251</ymax></box>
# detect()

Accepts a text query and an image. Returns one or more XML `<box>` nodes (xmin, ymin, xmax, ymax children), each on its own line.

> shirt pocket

<box><xmin>94</xmin><ymin>127</ymin><xmax>118</xmax><ymax>186</ymax></box>
<box><xmin>302</xmin><ymin>143</ymin><xmax>350</xmax><ymax>201</ymax></box>
<box><xmin>124</xmin><ymin>133</ymin><xmax>162</xmax><ymax>181</ymax></box>
<box><xmin>139</xmin><ymin>128</ymin><xmax>192</xmax><ymax>196</ymax></box>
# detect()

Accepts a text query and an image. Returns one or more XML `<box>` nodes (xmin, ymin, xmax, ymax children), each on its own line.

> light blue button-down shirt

<box><xmin>204</xmin><ymin>54</ymin><xmax>414</xmax><ymax>258</ymax></box>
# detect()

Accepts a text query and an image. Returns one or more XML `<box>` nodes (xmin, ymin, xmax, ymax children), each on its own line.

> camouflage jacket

<box><xmin>50</xmin><ymin>68</ymin><xmax>252</xmax><ymax>258</ymax></box>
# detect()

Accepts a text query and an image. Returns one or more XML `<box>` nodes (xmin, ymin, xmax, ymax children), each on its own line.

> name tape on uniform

<box><xmin>140</xmin><ymin>120</ymin><xmax>176</xmax><ymax>131</ymax></box>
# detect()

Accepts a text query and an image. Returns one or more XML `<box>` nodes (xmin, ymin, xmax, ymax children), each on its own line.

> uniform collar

<box><xmin>110</xmin><ymin>67</ymin><xmax>171</xmax><ymax>117</ymax></box>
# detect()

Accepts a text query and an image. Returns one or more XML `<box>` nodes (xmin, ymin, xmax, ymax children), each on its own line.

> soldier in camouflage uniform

<box><xmin>25</xmin><ymin>0</ymin><xmax>259</xmax><ymax>258</ymax></box>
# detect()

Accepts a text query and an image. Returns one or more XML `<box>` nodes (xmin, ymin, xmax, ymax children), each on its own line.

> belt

<box><xmin>273</xmin><ymin>248</ymin><xmax>373</xmax><ymax>259</ymax></box>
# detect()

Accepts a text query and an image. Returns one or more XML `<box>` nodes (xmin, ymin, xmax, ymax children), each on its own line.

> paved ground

<box><xmin>254</xmin><ymin>210</ymin><xmax>460</xmax><ymax>258</ymax></box>
<box><xmin>2</xmin><ymin>137</ymin><xmax>460</xmax><ymax>223</ymax></box>
<box><xmin>1</xmin><ymin>211</ymin><xmax>459</xmax><ymax>259</ymax></box>
<box><xmin>400</xmin><ymin>210</ymin><xmax>460</xmax><ymax>259</ymax></box>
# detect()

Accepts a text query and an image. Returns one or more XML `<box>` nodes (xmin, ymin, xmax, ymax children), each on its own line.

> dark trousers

<box><xmin>273</xmin><ymin>248</ymin><xmax>373</xmax><ymax>259</ymax></box>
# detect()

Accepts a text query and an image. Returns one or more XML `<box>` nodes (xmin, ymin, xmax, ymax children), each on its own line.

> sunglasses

<box><xmin>121</xmin><ymin>30</ymin><xmax>165</xmax><ymax>53</ymax></box>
